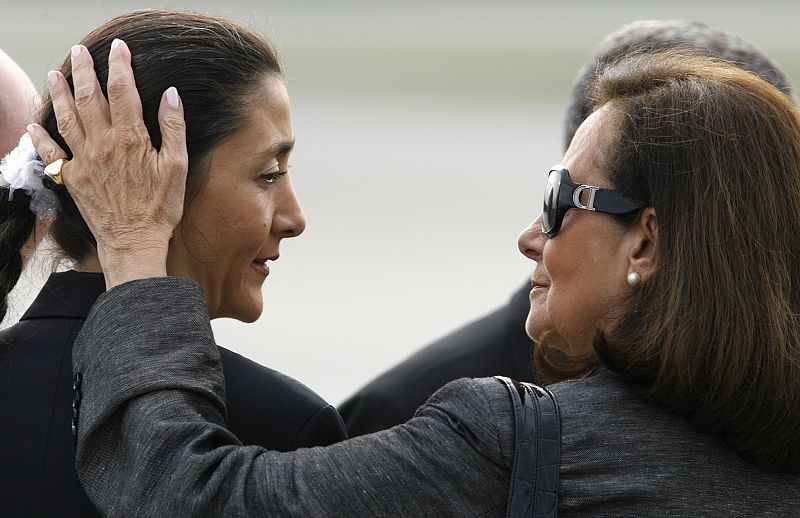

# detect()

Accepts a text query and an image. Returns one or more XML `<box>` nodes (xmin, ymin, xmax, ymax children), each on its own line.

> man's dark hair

<box><xmin>563</xmin><ymin>20</ymin><xmax>795</xmax><ymax>151</ymax></box>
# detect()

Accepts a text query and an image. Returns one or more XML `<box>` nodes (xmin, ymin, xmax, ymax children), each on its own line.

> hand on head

<box><xmin>29</xmin><ymin>39</ymin><xmax>188</xmax><ymax>289</ymax></box>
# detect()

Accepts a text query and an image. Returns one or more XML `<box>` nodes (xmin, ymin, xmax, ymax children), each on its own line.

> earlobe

<box><xmin>627</xmin><ymin>207</ymin><xmax>657</xmax><ymax>284</ymax></box>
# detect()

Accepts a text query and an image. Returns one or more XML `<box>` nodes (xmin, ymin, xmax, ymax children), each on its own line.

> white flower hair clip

<box><xmin>0</xmin><ymin>133</ymin><xmax>59</xmax><ymax>217</ymax></box>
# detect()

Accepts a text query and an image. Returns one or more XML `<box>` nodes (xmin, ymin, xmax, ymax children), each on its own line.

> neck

<box><xmin>75</xmin><ymin>254</ymin><xmax>103</xmax><ymax>273</ymax></box>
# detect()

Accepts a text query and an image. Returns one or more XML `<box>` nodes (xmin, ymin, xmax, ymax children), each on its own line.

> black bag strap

<box><xmin>495</xmin><ymin>376</ymin><xmax>561</xmax><ymax>518</ymax></box>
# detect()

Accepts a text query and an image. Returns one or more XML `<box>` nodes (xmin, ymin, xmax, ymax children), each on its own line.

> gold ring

<box><xmin>44</xmin><ymin>158</ymin><xmax>67</xmax><ymax>185</ymax></box>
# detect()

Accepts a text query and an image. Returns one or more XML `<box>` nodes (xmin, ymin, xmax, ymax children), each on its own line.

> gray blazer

<box><xmin>73</xmin><ymin>278</ymin><xmax>800</xmax><ymax>517</ymax></box>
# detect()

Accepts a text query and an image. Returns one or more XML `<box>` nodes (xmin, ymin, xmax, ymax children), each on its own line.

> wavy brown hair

<box><xmin>559</xmin><ymin>50</ymin><xmax>800</xmax><ymax>472</ymax></box>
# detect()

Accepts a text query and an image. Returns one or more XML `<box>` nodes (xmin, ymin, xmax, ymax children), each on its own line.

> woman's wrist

<box><xmin>98</xmin><ymin>238</ymin><xmax>169</xmax><ymax>289</ymax></box>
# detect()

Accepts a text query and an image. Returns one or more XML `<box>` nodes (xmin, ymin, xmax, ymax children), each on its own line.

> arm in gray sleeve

<box><xmin>72</xmin><ymin>277</ymin><xmax>514</xmax><ymax>517</ymax></box>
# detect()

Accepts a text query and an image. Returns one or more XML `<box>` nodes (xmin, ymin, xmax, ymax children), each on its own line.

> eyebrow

<box><xmin>254</xmin><ymin>140</ymin><xmax>295</xmax><ymax>160</ymax></box>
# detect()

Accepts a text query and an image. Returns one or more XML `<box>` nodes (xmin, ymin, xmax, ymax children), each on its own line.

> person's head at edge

<box><xmin>0</xmin><ymin>10</ymin><xmax>306</xmax><ymax>323</ymax></box>
<box><xmin>0</xmin><ymin>49</ymin><xmax>38</xmax><ymax>155</ymax></box>
<box><xmin>564</xmin><ymin>20</ymin><xmax>795</xmax><ymax>153</ymax></box>
<box><xmin>518</xmin><ymin>48</ymin><xmax>800</xmax><ymax>471</ymax></box>
<box><xmin>0</xmin><ymin>49</ymin><xmax>40</xmax><ymax>314</ymax></box>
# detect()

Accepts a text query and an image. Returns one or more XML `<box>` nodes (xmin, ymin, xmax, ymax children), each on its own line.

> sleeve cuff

<box><xmin>72</xmin><ymin>276</ymin><xmax>226</xmax><ymax>445</ymax></box>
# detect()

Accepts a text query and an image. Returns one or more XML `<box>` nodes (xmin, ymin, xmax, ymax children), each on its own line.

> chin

<box><xmin>218</xmin><ymin>297</ymin><xmax>263</xmax><ymax>323</ymax></box>
<box><xmin>525</xmin><ymin>321</ymin><xmax>536</xmax><ymax>341</ymax></box>
<box><xmin>236</xmin><ymin>304</ymin><xmax>263</xmax><ymax>323</ymax></box>
<box><xmin>525</xmin><ymin>310</ymin><xmax>545</xmax><ymax>342</ymax></box>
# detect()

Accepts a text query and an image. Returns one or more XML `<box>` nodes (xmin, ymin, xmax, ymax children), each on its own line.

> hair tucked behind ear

<box><xmin>0</xmin><ymin>189</ymin><xmax>36</xmax><ymax>323</ymax></box>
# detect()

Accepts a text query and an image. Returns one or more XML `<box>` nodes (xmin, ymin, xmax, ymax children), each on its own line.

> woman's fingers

<box><xmin>106</xmin><ymin>39</ymin><xmax>146</xmax><ymax>133</ymax></box>
<box><xmin>28</xmin><ymin>123</ymin><xmax>68</xmax><ymax>166</ymax></box>
<box><xmin>69</xmin><ymin>45</ymin><xmax>111</xmax><ymax>138</ymax></box>
<box><xmin>47</xmin><ymin>70</ymin><xmax>84</xmax><ymax>153</ymax></box>
<box><xmin>156</xmin><ymin>87</ymin><xmax>188</xmax><ymax>230</ymax></box>
<box><xmin>28</xmin><ymin>122</ymin><xmax>75</xmax><ymax>189</ymax></box>
<box><xmin>40</xmin><ymin>41</ymin><xmax>190</xmax><ymax>287</ymax></box>
<box><xmin>158</xmin><ymin>88</ymin><xmax>188</xmax><ymax>173</ymax></box>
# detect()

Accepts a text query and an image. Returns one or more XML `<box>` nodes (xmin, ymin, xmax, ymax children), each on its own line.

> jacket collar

<box><xmin>20</xmin><ymin>270</ymin><xmax>106</xmax><ymax>321</ymax></box>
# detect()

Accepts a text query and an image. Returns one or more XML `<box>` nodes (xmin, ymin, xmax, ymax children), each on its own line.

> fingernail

<box><xmin>26</xmin><ymin>124</ymin><xmax>35</xmax><ymax>136</ymax></box>
<box><xmin>48</xmin><ymin>70</ymin><xmax>59</xmax><ymax>86</ymax></box>
<box><xmin>165</xmin><ymin>87</ymin><xmax>180</xmax><ymax>108</ymax></box>
<box><xmin>111</xmin><ymin>38</ymin><xmax>123</xmax><ymax>53</ymax></box>
<box><xmin>71</xmin><ymin>45</ymin><xmax>81</xmax><ymax>58</ymax></box>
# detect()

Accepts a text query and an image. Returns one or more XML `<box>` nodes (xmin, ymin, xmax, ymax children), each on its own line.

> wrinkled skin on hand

<box><xmin>30</xmin><ymin>39</ymin><xmax>188</xmax><ymax>288</ymax></box>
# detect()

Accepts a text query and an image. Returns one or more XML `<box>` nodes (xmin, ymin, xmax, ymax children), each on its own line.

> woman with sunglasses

<box><xmin>37</xmin><ymin>48</ymin><xmax>800</xmax><ymax>515</ymax></box>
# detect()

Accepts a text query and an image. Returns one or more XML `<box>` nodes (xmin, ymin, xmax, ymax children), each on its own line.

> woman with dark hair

<box><xmin>0</xmin><ymin>11</ymin><xmax>346</xmax><ymax>517</ymax></box>
<box><xmin>40</xmin><ymin>45</ymin><xmax>800</xmax><ymax>516</ymax></box>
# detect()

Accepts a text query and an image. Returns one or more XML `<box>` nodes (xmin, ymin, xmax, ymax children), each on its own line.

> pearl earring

<box><xmin>627</xmin><ymin>272</ymin><xmax>641</xmax><ymax>287</ymax></box>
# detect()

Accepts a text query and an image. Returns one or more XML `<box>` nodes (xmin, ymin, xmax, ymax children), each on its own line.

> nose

<box><xmin>518</xmin><ymin>213</ymin><xmax>546</xmax><ymax>262</ymax></box>
<box><xmin>273</xmin><ymin>175</ymin><xmax>307</xmax><ymax>238</ymax></box>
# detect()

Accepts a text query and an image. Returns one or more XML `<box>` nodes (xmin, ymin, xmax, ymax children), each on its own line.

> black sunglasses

<box><xmin>542</xmin><ymin>165</ymin><xmax>643</xmax><ymax>236</ymax></box>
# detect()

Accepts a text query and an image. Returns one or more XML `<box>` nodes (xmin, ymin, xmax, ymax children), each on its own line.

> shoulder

<box><xmin>1</xmin><ymin>318</ymin><xmax>82</xmax><ymax>392</ymax></box>
<box><xmin>546</xmin><ymin>371</ymin><xmax>800</xmax><ymax>514</ymax></box>
<box><xmin>548</xmin><ymin>369</ymin><xmax>665</xmax><ymax>424</ymax></box>
<box><xmin>422</xmin><ymin>376</ymin><xmax>512</xmax><ymax>416</ymax></box>
<box><xmin>218</xmin><ymin>346</ymin><xmax>347</xmax><ymax>451</ymax></box>
<box><xmin>548</xmin><ymin>370</ymin><xmax>670</xmax><ymax>439</ymax></box>
<box><xmin>416</xmin><ymin>377</ymin><xmax>516</xmax><ymax>467</ymax></box>
<box><xmin>219</xmin><ymin>346</ymin><xmax>329</xmax><ymax>407</ymax></box>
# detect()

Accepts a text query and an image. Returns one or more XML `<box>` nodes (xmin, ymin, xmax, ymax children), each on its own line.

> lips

<box><xmin>530</xmin><ymin>278</ymin><xmax>549</xmax><ymax>290</ymax></box>
<box><xmin>251</xmin><ymin>255</ymin><xmax>278</xmax><ymax>277</ymax></box>
<box><xmin>251</xmin><ymin>260</ymin><xmax>270</xmax><ymax>277</ymax></box>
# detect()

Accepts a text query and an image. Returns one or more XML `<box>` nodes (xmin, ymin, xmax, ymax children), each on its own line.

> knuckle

<box><xmin>161</xmin><ymin>114</ymin><xmax>186</xmax><ymax>133</ymax></box>
<box><xmin>73</xmin><ymin>84</ymin><xmax>98</xmax><ymax>108</ymax></box>
<box><xmin>56</xmin><ymin>111</ymin><xmax>79</xmax><ymax>136</ymax></box>
<box><xmin>90</xmin><ymin>143</ymin><xmax>115</xmax><ymax>164</ymax></box>
<box><xmin>106</xmin><ymin>78</ymin><xmax>128</xmax><ymax>100</ymax></box>
<box><xmin>116</xmin><ymin>128</ymin><xmax>148</xmax><ymax>150</ymax></box>
<box><xmin>71</xmin><ymin>56</ymin><xmax>89</xmax><ymax>71</ymax></box>
<box><xmin>43</xmin><ymin>146</ymin><xmax>64</xmax><ymax>165</ymax></box>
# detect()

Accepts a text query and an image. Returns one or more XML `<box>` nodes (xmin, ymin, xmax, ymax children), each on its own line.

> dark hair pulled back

<box><xmin>0</xmin><ymin>9</ymin><xmax>282</xmax><ymax>322</ymax></box>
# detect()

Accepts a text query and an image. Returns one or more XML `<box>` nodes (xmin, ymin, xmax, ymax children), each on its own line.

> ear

<box><xmin>625</xmin><ymin>207</ymin><xmax>657</xmax><ymax>284</ymax></box>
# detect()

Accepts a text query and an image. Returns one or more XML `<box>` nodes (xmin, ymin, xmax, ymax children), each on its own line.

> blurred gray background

<box><xmin>3</xmin><ymin>0</ymin><xmax>798</xmax><ymax>404</ymax></box>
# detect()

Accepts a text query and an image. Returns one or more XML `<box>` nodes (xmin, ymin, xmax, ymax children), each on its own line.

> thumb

<box><xmin>157</xmin><ymin>86</ymin><xmax>188</xmax><ymax>178</ymax></box>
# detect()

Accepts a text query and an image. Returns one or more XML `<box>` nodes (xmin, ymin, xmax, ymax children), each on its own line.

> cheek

<box><xmin>183</xmin><ymin>196</ymin><xmax>273</xmax><ymax>266</ymax></box>
<box><xmin>539</xmin><ymin>239</ymin><xmax>611</xmax><ymax>351</ymax></box>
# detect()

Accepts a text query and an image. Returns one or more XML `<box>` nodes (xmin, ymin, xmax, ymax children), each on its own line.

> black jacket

<box><xmin>0</xmin><ymin>270</ymin><xmax>346</xmax><ymax>518</ymax></box>
<box><xmin>340</xmin><ymin>282</ymin><xmax>537</xmax><ymax>436</ymax></box>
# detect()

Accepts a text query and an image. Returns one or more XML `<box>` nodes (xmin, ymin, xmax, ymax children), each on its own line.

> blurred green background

<box><xmin>4</xmin><ymin>0</ymin><xmax>798</xmax><ymax>404</ymax></box>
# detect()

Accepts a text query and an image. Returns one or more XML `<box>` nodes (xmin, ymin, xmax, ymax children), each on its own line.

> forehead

<box><xmin>207</xmin><ymin>76</ymin><xmax>292</xmax><ymax>164</ymax></box>
<box><xmin>200</xmin><ymin>76</ymin><xmax>293</xmax><ymax>191</ymax></box>
<box><xmin>236</xmin><ymin>76</ymin><xmax>292</xmax><ymax>146</ymax></box>
<box><xmin>561</xmin><ymin>104</ymin><xmax>619</xmax><ymax>187</ymax></box>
